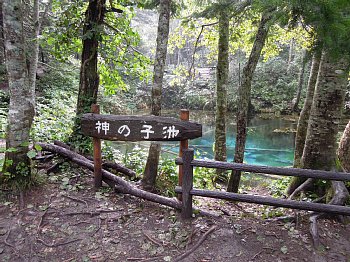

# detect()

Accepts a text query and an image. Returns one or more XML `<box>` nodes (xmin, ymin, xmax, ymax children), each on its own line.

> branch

<box><xmin>103</xmin><ymin>22</ymin><xmax>146</xmax><ymax>56</ymax></box>
<box><xmin>288</xmin><ymin>178</ymin><xmax>314</xmax><ymax>200</ymax></box>
<box><xmin>174</xmin><ymin>225</ymin><xmax>217</xmax><ymax>262</ymax></box>
<box><xmin>188</xmin><ymin>21</ymin><xmax>218</xmax><ymax>78</ymax></box>
<box><xmin>103</xmin><ymin>21</ymin><xmax>121</xmax><ymax>34</ymax></box>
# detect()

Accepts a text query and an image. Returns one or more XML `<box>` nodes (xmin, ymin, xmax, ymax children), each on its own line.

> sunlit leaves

<box><xmin>42</xmin><ymin>0</ymin><xmax>151</xmax><ymax>95</ymax></box>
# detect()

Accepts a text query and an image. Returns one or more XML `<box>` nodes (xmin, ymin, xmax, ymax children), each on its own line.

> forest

<box><xmin>0</xmin><ymin>0</ymin><xmax>349</xmax><ymax>261</ymax></box>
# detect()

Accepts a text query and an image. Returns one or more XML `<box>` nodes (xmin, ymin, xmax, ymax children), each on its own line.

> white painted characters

<box><xmin>163</xmin><ymin>125</ymin><xmax>179</xmax><ymax>139</ymax></box>
<box><xmin>117</xmin><ymin>125</ymin><xmax>131</xmax><ymax>137</ymax></box>
<box><xmin>140</xmin><ymin>125</ymin><xmax>155</xmax><ymax>139</ymax></box>
<box><xmin>94</xmin><ymin>121</ymin><xmax>180</xmax><ymax>140</ymax></box>
<box><xmin>95</xmin><ymin>121</ymin><xmax>110</xmax><ymax>135</ymax></box>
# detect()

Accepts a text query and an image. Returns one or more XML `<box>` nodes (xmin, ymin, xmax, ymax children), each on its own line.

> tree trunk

<box><xmin>0</xmin><ymin>0</ymin><xmax>5</xmax><ymax>65</ymax></box>
<box><xmin>292</xmin><ymin>49</ymin><xmax>308</xmax><ymax>112</ymax></box>
<box><xmin>73</xmin><ymin>0</ymin><xmax>105</xmax><ymax>136</ymax></box>
<box><xmin>338</xmin><ymin>120</ymin><xmax>350</xmax><ymax>172</ymax></box>
<box><xmin>286</xmin><ymin>38</ymin><xmax>294</xmax><ymax>73</ymax></box>
<box><xmin>288</xmin><ymin>51</ymin><xmax>349</xmax><ymax>197</ymax></box>
<box><xmin>288</xmin><ymin>53</ymin><xmax>321</xmax><ymax>195</ymax></box>
<box><xmin>293</xmin><ymin>53</ymin><xmax>321</xmax><ymax>168</ymax></box>
<box><xmin>300</xmin><ymin>52</ymin><xmax>349</xmax><ymax>171</ymax></box>
<box><xmin>1</xmin><ymin>0</ymin><xmax>35</xmax><ymax>184</ymax></box>
<box><xmin>142</xmin><ymin>0</ymin><xmax>171</xmax><ymax>191</ymax></box>
<box><xmin>227</xmin><ymin>11</ymin><xmax>272</xmax><ymax>193</ymax></box>
<box><xmin>214</xmin><ymin>9</ymin><xmax>229</xmax><ymax>176</ymax></box>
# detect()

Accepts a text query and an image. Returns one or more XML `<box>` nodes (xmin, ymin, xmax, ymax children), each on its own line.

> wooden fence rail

<box><xmin>176</xmin><ymin>149</ymin><xmax>350</xmax><ymax>219</ymax></box>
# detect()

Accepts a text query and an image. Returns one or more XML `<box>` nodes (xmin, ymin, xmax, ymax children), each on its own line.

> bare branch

<box><xmin>188</xmin><ymin>21</ymin><xmax>218</xmax><ymax>78</ymax></box>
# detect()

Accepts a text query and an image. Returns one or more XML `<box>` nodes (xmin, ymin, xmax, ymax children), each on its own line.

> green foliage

<box><xmin>251</xmin><ymin>56</ymin><xmax>301</xmax><ymax>112</ymax></box>
<box><xmin>268</xmin><ymin>176</ymin><xmax>291</xmax><ymax>197</ymax></box>
<box><xmin>260</xmin><ymin>0</ymin><xmax>350</xmax><ymax>57</ymax></box>
<box><xmin>193</xmin><ymin>166</ymin><xmax>216</xmax><ymax>189</ymax></box>
<box><xmin>43</xmin><ymin>0</ymin><xmax>151</xmax><ymax>95</ymax></box>
<box><xmin>0</xmin><ymin>159</ymin><xmax>44</xmax><ymax>191</ymax></box>
<box><xmin>32</xmin><ymin>65</ymin><xmax>79</xmax><ymax>143</ymax></box>
<box><xmin>0</xmin><ymin>90</ymin><xmax>9</xmax><ymax>138</ymax></box>
<box><xmin>157</xmin><ymin>158</ymin><xmax>178</xmax><ymax>197</ymax></box>
<box><xmin>121</xmin><ymin>145</ymin><xmax>148</xmax><ymax>179</ymax></box>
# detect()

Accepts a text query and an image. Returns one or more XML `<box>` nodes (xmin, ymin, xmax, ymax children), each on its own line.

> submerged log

<box><xmin>37</xmin><ymin>142</ymin><xmax>181</xmax><ymax>210</ymax></box>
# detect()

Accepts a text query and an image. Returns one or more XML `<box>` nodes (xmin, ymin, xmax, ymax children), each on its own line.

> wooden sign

<box><xmin>81</xmin><ymin>114</ymin><xmax>202</xmax><ymax>141</ymax></box>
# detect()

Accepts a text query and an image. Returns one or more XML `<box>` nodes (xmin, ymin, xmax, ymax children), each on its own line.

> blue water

<box><xmin>163</xmin><ymin>112</ymin><xmax>296</xmax><ymax>167</ymax></box>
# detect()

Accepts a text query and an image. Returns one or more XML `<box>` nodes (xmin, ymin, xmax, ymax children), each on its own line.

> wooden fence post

<box><xmin>181</xmin><ymin>148</ymin><xmax>194</xmax><ymax>219</ymax></box>
<box><xmin>178</xmin><ymin>109</ymin><xmax>189</xmax><ymax>200</ymax></box>
<box><xmin>91</xmin><ymin>104</ymin><xmax>102</xmax><ymax>188</ymax></box>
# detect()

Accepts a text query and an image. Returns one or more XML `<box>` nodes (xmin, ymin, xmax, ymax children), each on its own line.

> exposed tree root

<box><xmin>309</xmin><ymin>181</ymin><xmax>349</xmax><ymax>249</ymax></box>
<box><xmin>36</xmin><ymin>237</ymin><xmax>82</xmax><ymax>247</ymax></box>
<box><xmin>287</xmin><ymin>172</ymin><xmax>349</xmax><ymax>250</ymax></box>
<box><xmin>288</xmin><ymin>178</ymin><xmax>314</xmax><ymax>200</ymax></box>
<box><xmin>174</xmin><ymin>225</ymin><xmax>217</xmax><ymax>262</ymax></box>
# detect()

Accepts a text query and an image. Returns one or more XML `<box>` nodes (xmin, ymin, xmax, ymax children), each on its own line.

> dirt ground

<box><xmin>0</xmin><ymin>161</ymin><xmax>349</xmax><ymax>262</ymax></box>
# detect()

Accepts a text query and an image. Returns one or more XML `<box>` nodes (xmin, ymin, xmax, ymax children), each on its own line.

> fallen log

<box><xmin>84</xmin><ymin>155</ymin><xmax>136</xmax><ymax>178</ymax></box>
<box><xmin>36</xmin><ymin>142</ymin><xmax>181</xmax><ymax>210</ymax></box>
<box><xmin>53</xmin><ymin>140</ymin><xmax>136</xmax><ymax>178</ymax></box>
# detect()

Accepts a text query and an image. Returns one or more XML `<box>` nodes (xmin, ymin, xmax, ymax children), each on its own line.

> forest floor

<box><xmin>0</xmin><ymin>159</ymin><xmax>349</xmax><ymax>262</ymax></box>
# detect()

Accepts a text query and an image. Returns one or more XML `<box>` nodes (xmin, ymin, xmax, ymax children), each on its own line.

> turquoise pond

<box><xmin>160</xmin><ymin>112</ymin><xmax>296</xmax><ymax>167</ymax></box>
<box><xmin>115</xmin><ymin>111</ymin><xmax>296</xmax><ymax>167</ymax></box>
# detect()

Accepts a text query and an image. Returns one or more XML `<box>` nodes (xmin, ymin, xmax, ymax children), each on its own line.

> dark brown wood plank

<box><xmin>91</xmin><ymin>104</ymin><xmax>102</xmax><ymax>188</ymax></box>
<box><xmin>178</xmin><ymin>109</ymin><xmax>189</xmax><ymax>201</ymax></box>
<box><xmin>175</xmin><ymin>187</ymin><xmax>350</xmax><ymax>216</ymax></box>
<box><xmin>181</xmin><ymin>149</ymin><xmax>194</xmax><ymax>219</ymax></box>
<box><xmin>175</xmin><ymin>158</ymin><xmax>350</xmax><ymax>181</ymax></box>
<box><xmin>81</xmin><ymin>114</ymin><xmax>202</xmax><ymax>141</ymax></box>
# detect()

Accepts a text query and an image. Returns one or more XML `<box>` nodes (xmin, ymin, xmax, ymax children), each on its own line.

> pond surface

<box><xmin>161</xmin><ymin>111</ymin><xmax>296</xmax><ymax>167</ymax></box>
<box><xmin>116</xmin><ymin>110</ymin><xmax>296</xmax><ymax>167</ymax></box>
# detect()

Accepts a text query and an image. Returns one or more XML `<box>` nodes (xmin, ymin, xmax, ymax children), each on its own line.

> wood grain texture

<box><xmin>175</xmin><ymin>158</ymin><xmax>350</xmax><ymax>181</ymax></box>
<box><xmin>81</xmin><ymin>114</ymin><xmax>202</xmax><ymax>141</ymax></box>
<box><xmin>175</xmin><ymin>187</ymin><xmax>350</xmax><ymax>216</ymax></box>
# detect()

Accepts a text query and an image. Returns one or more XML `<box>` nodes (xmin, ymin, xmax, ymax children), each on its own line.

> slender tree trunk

<box><xmin>142</xmin><ymin>0</ymin><xmax>171</xmax><ymax>191</ymax></box>
<box><xmin>292</xmin><ymin>49</ymin><xmax>308</xmax><ymax>112</ymax></box>
<box><xmin>1</xmin><ymin>0</ymin><xmax>35</xmax><ymax>183</ymax></box>
<box><xmin>287</xmin><ymin>38</ymin><xmax>294</xmax><ymax>73</ymax></box>
<box><xmin>287</xmin><ymin>53</ymin><xmax>322</xmax><ymax>195</ymax></box>
<box><xmin>338</xmin><ymin>120</ymin><xmax>350</xmax><ymax>172</ymax></box>
<box><xmin>300</xmin><ymin>52</ymin><xmax>349</xmax><ymax>171</ymax></box>
<box><xmin>227</xmin><ymin>11</ymin><xmax>272</xmax><ymax>193</ymax></box>
<box><xmin>293</xmin><ymin>53</ymin><xmax>321</xmax><ymax>167</ymax></box>
<box><xmin>214</xmin><ymin>9</ymin><xmax>229</xmax><ymax>176</ymax></box>
<box><xmin>0</xmin><ymin>0</ymin><xmax>5</xmax><ymax>65</ymax></box>
<box><xmin>73</xmin><ymin>0</ymin><xmax>105</xmax><ymax>137</ymax></box>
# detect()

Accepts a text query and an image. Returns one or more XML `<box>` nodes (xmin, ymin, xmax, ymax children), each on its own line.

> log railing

<box><xmin>175</xmin><ymin>149</ymin><xmax>350</xmax><ymax>219</ymax></box>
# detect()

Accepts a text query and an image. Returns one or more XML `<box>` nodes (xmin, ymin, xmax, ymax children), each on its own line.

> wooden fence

<box><xmin>175</xmin><ymin>149</ymin><xmax>350</xmax><ymax>219</ymax></box>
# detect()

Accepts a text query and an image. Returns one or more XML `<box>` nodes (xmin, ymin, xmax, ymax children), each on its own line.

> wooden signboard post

<box><xmin>81</xmin><ymin>108</ymin><xmax>202</xmax><ymax>189</ymax></box>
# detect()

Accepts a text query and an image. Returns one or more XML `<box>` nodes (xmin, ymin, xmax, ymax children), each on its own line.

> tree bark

<box><xmin>1</xmin><ymin>0</ymin><xmax>35</xmax><ymax>183</ymax></box>
<box><xmin>73</xmin><ymin>0</ymin><xmax>105</xmax><ymax>136</ymax></box>
<box><xmin>292</xmin><ymin>49</ymin><xmax>309</xmax><ymax>112</ymax></box>
<box><xmin>286</xmin><ymin>38</ymin><xmax>294</xmax><ymax>73</ymax></box>
<box><xmin>214</xmin><ymin>9</ymin><xmax>229</xmax><ymax>177</ymax></box>
<box><xmin>0</xmin><ymin>0</ymin><xmax>5</xmax><ymax>65</ymax></box>
<box><xmin>300</xmin><ymin>52</ymin><xmax>349</xmax><ymax>171</ymax></box>
<box><xmin>338</xmin><ymin>120</ymin><xmax>350</xmax><ymax>172</ymax></box>
<box><xmin>227</xmin><ymin>10</ymin><xmax>272</xmax><ymax>192</ymax></box>
<box><xmin>142</xmin><ymin>0</ymin><xmax>171</xmax><ymax>190</ymax></box>
<box><xmin>288</xmin><ymin>53</ymin><xmax>321</xmax><ymax>195</ymax></box>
